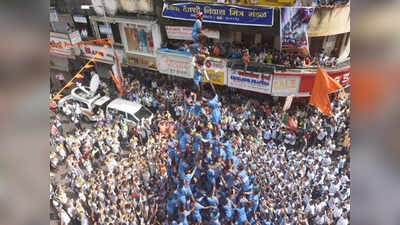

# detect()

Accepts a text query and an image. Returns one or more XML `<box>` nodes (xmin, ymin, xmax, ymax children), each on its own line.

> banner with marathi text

<box><xmin>162</xmin><ymin>2</ymin><xmax>274</xmax><ymax>26</ymax></box>
<box><xmin>228</xmin><ymin>69</ymin><xmax>272</xmax><ymax>94</ymax></box>
<box><xmin>280</xmin><ymin>7</ymin><xmax>314</xmax><ymax>56</ymax></box>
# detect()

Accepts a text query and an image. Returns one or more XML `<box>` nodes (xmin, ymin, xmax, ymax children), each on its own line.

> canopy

<box><xmin>307</xmin><ymin>5</ymin><xmax>350</xmax><ymax>37</ymax></box>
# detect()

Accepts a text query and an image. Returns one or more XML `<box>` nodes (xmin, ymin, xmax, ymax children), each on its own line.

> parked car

<box><xmin>106</xmin><ymin>98</ymin><xmax>153</xmax><ymax>124</ymax></box>
<box><xmin>57</xmin><ymin>86</ymin><xmax>111</xmax><ymax>122</ymax></box>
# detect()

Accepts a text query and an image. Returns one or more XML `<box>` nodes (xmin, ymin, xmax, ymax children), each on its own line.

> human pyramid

<box><xmin>158</xmin><ymin>12</ymin><xmax>259</xmax><ymax>225</ymax></box>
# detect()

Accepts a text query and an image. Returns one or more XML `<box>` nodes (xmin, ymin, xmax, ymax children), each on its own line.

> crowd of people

<box><xmin>49</xmin><ymin>12</ymin><xmax>350</xmax><ymax>225</ymax></box>
<box><xmin>50</xmin><ymin>67</ymin><xmax>350</xmax><ymax>225</ymax></box>
<box><xmin>166</xmin><ymin>38</ymin><xmax>341</xmax><ymax>69</ymax></box>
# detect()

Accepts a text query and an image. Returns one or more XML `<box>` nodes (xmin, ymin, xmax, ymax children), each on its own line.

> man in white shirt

<box><xmin>333</xmin><ymin>203</ymin><xmax>343</xmax><ymax>219</ymax></box>
<box><xmin>59</xmin><ymin>207</ymin><xmax>71</xmax><ymax>225</ymax></box>
<box><xmin>336</xmin><ymin>211</ymin><xmax>349</xmax><ymax>225</ymax></box>
<box><xmin>317</xmin><ymin>129</ymin><xmax>327</xmax><ymax>144</ymax></box>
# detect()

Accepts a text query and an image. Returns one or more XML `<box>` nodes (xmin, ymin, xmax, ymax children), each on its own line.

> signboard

<box><xmin>162</xmin><ymin>2</ymin><xmax>274</xmax><ymax>27</ymax></box>
<box><xmin>203</xmin><ymin>57</ymin><xmax>227</xmax><ymax>85</ymax></box>
<box><xmin>98</xmin><ymin>24</ymin><xmax>113</xmax><ymax>35</ymax></box>
<box><xmin>157</xmin><ymin>51</ymin><xmax>194</xmax><ymax>79</ymax></box>
<box><xmin>69</xmin><ymin>31</ymin><xmax>82</xmax><ymax>45</ymax></box>
<box><xmin>73</xmin><ymin>15</ymin><xmax>88</xmax><ymax>24</ymax></box>
<box><xmin>174</xmin><ymin>0</ymin><xmax>295</xmax><ymax>7</ymax></box>
<box><xmin>285</xmin><ymin>67</ymin><xmax>351</xmax><ymax>95</ymax></box>
<box><xmin>127</xmin><ymin>53</ymin><xmax>157</xmax><ymax>70</ymax></box>
<box><xmin>79</xmin><ymin>44</ymin><xmax>123</xmax><ymax>64</ymax></box>
<box><xmin>271</xmin><ymin>75</ymin><xmax>300</xmax><ymax>96</ymax></box>
<box><xmin>330</xmin><ymin>71</ymin><xmax>350</xmax><ymax>87</ymax></box>
<box><xmin>120</xmin><ymin>0</ymin><xmax>153</xmax><ymax>13</ymax></box>
<box><xmin>49</xmin><ymin>36</ymin><xmax>73</xmax><ymax>56</ymax></box>
<box><xmin>228</xmin><ymin>69</ymin><xmax>272</xmax><ymax>94</ymax></box>
<box><xmin>166</xmin><ymin>26</ymin><xmax>220</xmax><ymax>40</ymax></box>
<box><xmin>280</xmin><ymin>7</ymin><xmax>314</xmax><ymax>56</ymax></box>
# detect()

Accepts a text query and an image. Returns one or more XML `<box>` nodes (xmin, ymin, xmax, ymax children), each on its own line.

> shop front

<box><xmin>49</xmin><ymin>32</ymin><xmax>75</xmax><ymax>71</ymax></box>
<box><xmin>119</xmin><ymin>19</ymin><xmax>161</xmax><ymax>71</ymax></box>
<box><xmin>78</xmin><ymin>43</ymin><xmax>126</xmax><ymax>80</ymax></box>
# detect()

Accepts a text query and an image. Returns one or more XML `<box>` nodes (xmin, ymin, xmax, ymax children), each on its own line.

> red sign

<box><xmin>299</xmin><ymin>67</ymin><xmax>350</xmax><ymax>94</ymax></box>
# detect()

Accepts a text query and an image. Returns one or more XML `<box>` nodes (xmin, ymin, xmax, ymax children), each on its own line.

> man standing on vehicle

<box><xmin>74</xmin><ymin>102</ymin><xmax>82</xmax><ymax>121</ymax></box>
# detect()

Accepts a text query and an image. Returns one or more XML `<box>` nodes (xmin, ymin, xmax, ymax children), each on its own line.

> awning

<box><xmin>307</xmin><ymin>5</ymin><xmax>350</xmax><ymax>37</ymax></box>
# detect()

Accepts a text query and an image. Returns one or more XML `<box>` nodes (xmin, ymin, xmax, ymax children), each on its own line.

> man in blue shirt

<box><xmin>193</xmin><ymin>64</ymin><xmax>203</xmax><ymax>93</ymax></box>
<box><xmin>234</xmin><ymin>202</ymin><xmax>250</xmax><ymax>225</ymax></box>
<box><xmin>168</xmin><ymin>135</ymin><xmax>177</xmax><ymax>163</ymax></box>
<box><xmin>178</xmin><ymin>127</ymin><xmax>191</xmax><ymax>153</ymax></box>
<box><xmin>192</xmin><ymin>12</ymin><xmax>205</xmax><ymax>42</ymax></box>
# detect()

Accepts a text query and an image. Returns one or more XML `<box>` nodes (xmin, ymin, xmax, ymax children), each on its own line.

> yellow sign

<box><xmin>202</xmin><ymin>57</ymin><xmax>227</xmax><ymax>86</ymax></box>
<box><xmin>203</xmin><ymin>69</ymin><xmax>225</xmax><ymax>86</ymax></box>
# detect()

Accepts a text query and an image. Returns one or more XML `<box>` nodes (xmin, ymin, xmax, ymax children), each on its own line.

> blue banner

<box><xmin>162</xmin><ymin>2</ymin><xmax>274</xmax><ymax>27</ymax></box>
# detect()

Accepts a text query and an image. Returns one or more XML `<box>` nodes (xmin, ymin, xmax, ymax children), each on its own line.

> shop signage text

<box><xmin>271</xmin><ymin>75</ymin><xmax>300</xmax><ymax>96</ymax></box>
<box><xmin>157</xmin><ymin>51</ymin><xmax>194</xmax><ymax>79</ymax></box>
<box><xmin>162</xmin><ymin>2</ymin><xmax>274</xmax><ymax>26</ymax></box>
<box><xmin>50</xmin><ymin>36</ymin><xmax>73</xmax><ymax>56</ymax></box>
<box><xmin>228</xmin><ymin>69</ymin><xmax>272</xmax><ymax>94</ymax></box>
<box><xmin>166</xmin><ymin>26</ymin><xmax>220</xmax><ymax>40</ymax></box>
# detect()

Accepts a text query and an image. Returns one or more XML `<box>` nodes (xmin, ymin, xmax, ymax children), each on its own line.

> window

<box><xmin>78</xmin><ymin>101</ymin><xmax>89</xmax><ymax>110</ymax></box>
<box><xmin>73</xmin><ymin>15</ymin><xmax>94</xmax><ymax>41</ymax></box>
<box><xmin>134</xmin><ymin>107</ymin><xmax>152</xmax><ymax>120</ymax></box>
<box><xmin>123</xmin><ymin>23</ymin><xmax>154</xmax><ymax>54</ymax></box>
<box><xmin>97</xmin><ymin>22</ymin><xmax>122</xmax><ymax>44</ymax></box>
<box><xmin>116</xmin><ymin>110</ymin><xmax>126</xmax><ymax>119</ymax></box>
<box><xmin>127</xmin><ymin>113</ymin><xmax>138</xmax><ymax>122</ymax></box>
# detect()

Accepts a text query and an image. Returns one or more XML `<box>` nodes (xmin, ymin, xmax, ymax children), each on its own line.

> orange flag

<box><xmin>76</xmin><ymin>74</ymin><xmax>84</xmax><ymax>79</ymax></box>
<box><xmin>309</xmin><ymin>67</ymin><xmax>343</xmax><ymax>116</ymax></box>
<box><xmin>83</xmin><ymin>64</ymin><xmax>94</xmax><ymax>69</ymax></box>
<box><xmin>53</xmin><ymin>94</ymin><xmax>63</xmax><ymax>100</ymax></box>
<box><xmin>109</xmin><ymin>70</ymin><xmax>123</xmax><ymax>94</ymax></box>
<box><xmin>65</xmin><ymin>81</ymin><xmax>74</xmax><ymax>88</ymax></box>
<box><xmin>107</xmin><ymin>39</ymin><xmax>114</xmax><ymax>45</ymax></box>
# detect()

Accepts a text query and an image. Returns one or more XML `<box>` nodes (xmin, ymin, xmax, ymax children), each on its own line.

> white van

<box><xmin>106</xmin><ymin>98</ymin><xmax>153</xmax><ymax>124</ymax></box>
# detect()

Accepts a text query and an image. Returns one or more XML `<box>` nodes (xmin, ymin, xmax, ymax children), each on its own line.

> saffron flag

<box><xmin>309</xmin><ymin>67</ymin><xmax>343</xmax><ymax>116</ymax></box>
<box><xmin>83</xmin><ymin>64</ymin><xmax>94</xmax><ymax>69</ymax></box>
<box><xmin>53</xmin><ymin>94</ymin><xmax>63</xmax><ymax>100</ymax></box>
<box><xmin>109</xmin><ymin>70</ymin><xmax>123</xmax><ymax>95</ymax></box>
<box><xmin>287</xmin><ymin>117</ymin><xmax>298</xmax><ymax>130</ymax></box>
<box><xmin>65</xmin><ymin>81</ymin><xmax>74</xmax><ymax>88</ymax></box>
